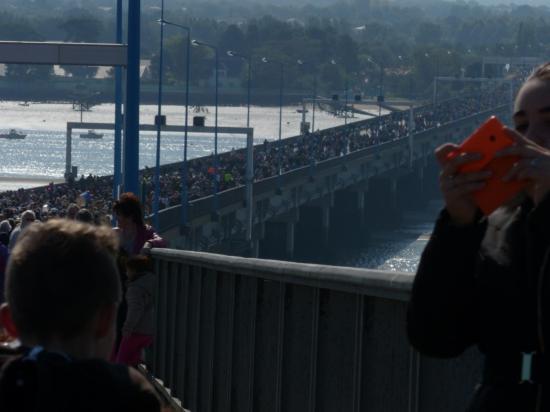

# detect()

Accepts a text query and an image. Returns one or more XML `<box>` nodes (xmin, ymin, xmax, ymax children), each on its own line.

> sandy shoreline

<box><xmin>0</xmin><ymin>177</ymin><xmax>64</xmax><ymax>192</ymax></box>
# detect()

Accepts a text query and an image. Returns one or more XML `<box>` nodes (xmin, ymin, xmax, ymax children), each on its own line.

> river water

<box><xmin>0</xmin><ymin>101</ymin><xmax>430</xmax><ymax>273</ymax></box>
<box><xmin>332</xmin><ymin>200</ymin><xmax>442</xmax><ymax>273</ymax></box>
<box><xmin>0</xmin><ymin>101</ymin><xmax>375</xmax><ymax>185</ymax></box>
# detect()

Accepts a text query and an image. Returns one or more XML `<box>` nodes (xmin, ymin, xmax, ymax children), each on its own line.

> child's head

<box><xmin>125</xmin><ymin>255</ymin><xmax>153</xmax><ymax>281</ymax></box>
<box><xmin>0</xmin><ymin>219</ymin><xmax>121</xmax><ymax>359</ymax></box>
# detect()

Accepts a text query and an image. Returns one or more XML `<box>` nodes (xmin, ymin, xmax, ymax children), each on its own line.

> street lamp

<box><xmin>226</xmin><ymin>50</ymin><xmax>254</xmax><ymax>242</ymax></box>
<box><xmin>261</xmin><ymin>56</ymin><xmax>284</xmax><ymax>184</ymax></box>
<box><xmin>296</xmin><ymin>59</ymin><xmax>318</xmax><ymax>177</ymax></box>
<box><xmin>192</xmin><ymin>39</ymin><xmax>220</xmax><ymax>218</ymax></box>
<box><xmin>113</xmin><ymin>0</ymin><xmax>123</xmax><ymax>205</ymax></box>
<box><xmin>330</xmin><ymin>59</ymin><xmax>350</xmax><ymax>125</ymax></box>
<box><xmin>296</xmin><ymin>59</ymin><xmax>317</xmax><ymax>133</ymax></box>
<box><xmin>226</xmin><ymin>50</ymin><xmax>252</xmax><ymax>129</ymax></box>
<box><xmin>153</xmin><ymin>0</ymin><xmax>166</xmax><ymax>230</ymax></box>
<box><xmin>367</xmin><ymin>57</ymin><xmax>384</xmax><ymax>117</ymax></box>
<box><xmin>158</xmin><ymin>18</ymin><xmax>192</xmax><ymax>235</ymax></box>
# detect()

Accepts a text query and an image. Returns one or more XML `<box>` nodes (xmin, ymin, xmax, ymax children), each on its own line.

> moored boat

<box><xmin>0</xmin><ymin>129</ymin><xmax>26</xmax><ymax>139</ymax></box>
<box><xmin>79</xmin><ymin>130</ymin><xmax>104</xmax><ymax>139</ymax></box>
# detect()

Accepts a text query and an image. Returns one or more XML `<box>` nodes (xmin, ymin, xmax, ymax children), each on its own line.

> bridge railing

<box><xmin>156</xmin><ymin>105</ymin><xmax>508</xmax><ymax>234</ymax></box>
<box><xmin>149</xmin><ymin>249</ymin><xmax>481</xmax><ymax>412</ymax></box>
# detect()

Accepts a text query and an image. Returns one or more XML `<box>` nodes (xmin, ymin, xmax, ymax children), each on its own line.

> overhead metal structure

<box><xmin>481</xmin><ymin>56</ymin><xmax>544</xmax><ymax>78</ymax></box>
<box><xmin>0</xmin><ymin>41</ymin><xmax>127</xmax><ymax>66</ymax></box>
<box><xmin>0</xmin><ymin>0</ymin><xmax>141</xmax><ymax>196</ymax></box>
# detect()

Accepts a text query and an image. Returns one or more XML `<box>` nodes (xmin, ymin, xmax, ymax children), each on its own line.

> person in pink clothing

<box><xmin>111</xmin><ymin>192</ymin><xmax>166</xmax><ymax>358</ymax></box>
<box><xmin>112</xmin><ymin>192</ymin><xmax>167</xmax><ymax>256</ymax></box>
<box><xmin>116</xmin><ymin>255</ymin><xmax>155</xmax><ymax>366</ymax></box>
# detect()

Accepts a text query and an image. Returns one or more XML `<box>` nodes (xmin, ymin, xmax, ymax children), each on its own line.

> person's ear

<box><xmin>0</xmin><ymin>303</ymin><xmax>19</xmax><ymax>338</ymax></box>
<box><xmin>94</xmin><ymin>304</ymin><xmax>117</xmax><ymax>339</ymax></box>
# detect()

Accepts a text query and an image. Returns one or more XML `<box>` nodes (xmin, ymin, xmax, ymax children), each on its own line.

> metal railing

<box><xmin>149</xmin><ymin>249</ymin><xmax>481</xmax><ymax>412</ymax></box>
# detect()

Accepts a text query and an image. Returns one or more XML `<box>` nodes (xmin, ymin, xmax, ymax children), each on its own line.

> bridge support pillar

<box><xmin>251</xmin><ymin>239</ymin><xmax>260</xmax><ymax>258</ymax></box>
<box><xmin>366</xmin><ymin>177</ymin><xmax>401</xmax><ymax>229</ymax></box>
<box><xmin>417</xmin><ymin>165</ymin><xmax>425</xmax><ymax>198</ymax></box>
<box><xmin>286</xmin><ymin>222</ymin><xmax>295</xmax><ymax>260</ymax></box>
<box><xmin>423</xmin><ymin>157</ymin><xmax>441</xmax><ymax>199</ymax></box>
<box><xmin>259</xmin><ymin>222</ymin><xmax>286</xmax><ymax>260</ymax></box>
<box><xmin>293</xmin><ymin>202</ymin><xmax>331</xmax><ymax>263</ymax></box>
<box><xmin>329</xmin><ymin>189</ymin><xmax>365</xmax><ymax>248</ymax></box>
<box><xmin>357</xmin><ymin>190</ymin><xmax>366</xmax><ymax>226</ymax></box>
<box><xmin>322</xmin><ymin>205</ymin><xmax>330</xmax><ymax>247</ymax></box>
<box><xmin>390</xmin><ymin>178</ymin><xmax>398</xmax><ymax>212</ymax></box>
<box><xmin>260</xmin><ymin>210</ymin><xmax>299</xmax><ymax>260</ymax></box>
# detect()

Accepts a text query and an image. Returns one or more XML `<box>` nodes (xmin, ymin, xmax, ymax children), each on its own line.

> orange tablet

<box><xmin>448</xmin><ymin>116</ymin><xmax>526</xmax><ymax>215</ymax></box>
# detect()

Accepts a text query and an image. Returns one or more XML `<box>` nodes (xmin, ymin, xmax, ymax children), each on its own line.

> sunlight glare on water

<box><xmin>336</xmin><ymin>201</ymin><xmax>442</xmax><ymax>273</ymax></box>
<box><xmin>0</xmin><ymin>101</ymin><xmax>381</xmax><ymax>183</ymax></box>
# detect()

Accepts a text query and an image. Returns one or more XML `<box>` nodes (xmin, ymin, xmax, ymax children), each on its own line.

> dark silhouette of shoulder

<box><xmin>0</xmin><ymin>350</ymin><xmax>161</xmax><ymax>412</ymax></box>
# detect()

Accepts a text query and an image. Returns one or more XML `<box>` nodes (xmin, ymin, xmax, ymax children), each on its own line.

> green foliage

<box><xmin>5</xmin><ymin>64</ymin><xmax>54</xmax><ymax>80</ymax></box>
<box><xmin>0</xmin><ymin>1</ymin><xmax>549</xmax><ymax>98</ymax></box>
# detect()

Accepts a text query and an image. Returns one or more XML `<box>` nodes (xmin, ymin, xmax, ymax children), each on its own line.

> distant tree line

<box><xmin>0</xmin><ymin>0</ymin><xmax>549</xmax><ymax>99</ymax></box>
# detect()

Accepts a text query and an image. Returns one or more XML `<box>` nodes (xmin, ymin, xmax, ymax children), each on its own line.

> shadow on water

<box><xmin>329</xmin><ymin>200</ymin><xmax>443</xmax><ymax>273</ymax></box>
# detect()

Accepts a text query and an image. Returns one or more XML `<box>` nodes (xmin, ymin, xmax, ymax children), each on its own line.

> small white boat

<box><xmin>0</xmin><ymin>129</ymin><xmax>26</xmax><ymax>139</ymax></box>
<box><xmin>79</xmin><ymin>130</ymin><xmax>104</xmax><ymax>139</ymax></box>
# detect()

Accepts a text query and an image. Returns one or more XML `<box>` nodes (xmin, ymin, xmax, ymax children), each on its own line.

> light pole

<box><xmin>192</xmin><ymin>39</ymin><xmax>220</xmax><ymax>218</ymax></box>
<box><xmin>113</xmin><ymin>0</ymin><xmax>123</xmax><ymax>204</ymax></box>
<box><xmin>123</xmin><ymin>0</ymin><xmax>140</xmax><ymax>196</ymax></box>
<box><xmin>261</xmin><ymin>57</ymin><xmax>284</xmax><ymax>184</ymax></box>
<box><xmin>367</xmin><ymin>57</ymin><xmax>384</xmax><ymax>117</ymax></box>
<box><xmin>153</xmin><ymin>0</ymin><xmax>166</xmax><ymax>230</ymax></box>
<box><xmin>330</xmin><ymin>59</ymin><xmax>350</xmax><ymax>124</ymax></box>
<box><xmin>158</xmin><ymin>19</ymin><xmax>192</xmax><ymax>235</ymax></box>
<box><xmin>297</xmin><ymin>59</ymin><xmax>318</xmax><ymax>176</ymax></box>
<box><xmin>345</xmin><ymin>74</ymin><xmax>349</xmax><ymax>125</ymax></box>
<box><xmin>296</xmin><ymin>59</ymin><xmax>317</xmax><ymax>133</ymax></box>
<box><xmin>226</xmin><ymin>50</ymin><xmax>252</xmax><ymax>129</ymax></box>
<box><xmin>227</xmin><ymin>50</ymin><xmax>254</xmax><ymax>243</ymax></box>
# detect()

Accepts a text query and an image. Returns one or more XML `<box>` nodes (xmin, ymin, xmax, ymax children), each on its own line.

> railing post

<box><xmin>123</xmin><ymin>0</ymin><xmax>141</xmax><ymax>194</ymax></box>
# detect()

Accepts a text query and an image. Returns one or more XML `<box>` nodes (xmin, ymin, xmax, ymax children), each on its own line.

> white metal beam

<box><xmin>0</xmin><ymin>41</ymin><xmax>127</xmax><ymax>66</ymax></box>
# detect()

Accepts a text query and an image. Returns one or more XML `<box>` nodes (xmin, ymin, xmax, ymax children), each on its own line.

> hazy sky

<box><xmin>454</xmin><ymin>0</ymin><xmax>547</xmax><ymax>4</ymax></box>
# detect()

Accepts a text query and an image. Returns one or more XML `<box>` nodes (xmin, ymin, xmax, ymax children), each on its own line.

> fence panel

<box><xmin>150</xmin><ymin>249</ymin><xmax>481</xmax><ymax>412</ymax></box>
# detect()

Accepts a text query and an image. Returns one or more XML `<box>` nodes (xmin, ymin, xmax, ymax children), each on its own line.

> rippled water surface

<box><xmin>0</xmin><ymin>100</ymin><xmax>427</xmax><ymax>272</ymax></box>
<box><xmin>335</xmin><ymin>201</ymin><xmax>442</xmax><ymax>273</ymax></box>
<box><xmin>0</xmin><ymin>101</ymin><xmax>375</xmax><ymax>182</ymax></box>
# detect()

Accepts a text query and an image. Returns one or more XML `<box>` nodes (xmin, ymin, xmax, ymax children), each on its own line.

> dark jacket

<box><xmin>0</xmin><ymin>348</ymin><xmax>161</xmax><ymax>412</ymax></box>
<box><xmin>407</xmin><ymin>194</ymin><xmax>550</xmax><ymax>412</ymax></box>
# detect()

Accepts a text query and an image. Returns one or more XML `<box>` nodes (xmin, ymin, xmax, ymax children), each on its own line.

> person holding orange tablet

<box><xmin>408</xmin><ymin>62</ymin><xmax>550</xmax><ymax>411</ymax></box>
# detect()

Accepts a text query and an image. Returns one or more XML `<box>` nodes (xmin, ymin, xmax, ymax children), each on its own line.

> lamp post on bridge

<box><xmin>226</xmin><ymin>50</ymin><xmax>254</xmax><ymax>243</ymax></box>
<box><xmin>261</xmin><ymin>57</ymin><xmax>284</xmax><ymax>190</ymax></box>
<box><xmin>192</xmin><ymin>39</ymin><xmax>220</xmax><ymax>219</ymax></box>
<box><xmin>226</xmin><ymin>50</ymin><xmax>252</xmax><ymax>130</ymax></box>
<box><xmin>296</xmin><ymin>59</ymin><xmax>318</xmax><ymax>177</ymax></box>
<box><xmin>329</xmin><ymin>59</ymin><xmax>351</xmax><ymax>126</ymax></box>
<box><xmin>152</xmin><ymin>0</ymin><xmax>167</xmax><ymax>230</ymax></box>
<box><xmin>157</xmin><ymin>18</ymin><xmax>192</xmax><ymax>236</ymax></box>
<box><xmin>113</xmin><ymin>0</ymin><xmax>123</xmax><ymax>204</ymax></box>
<box><xmin>367</xmin><ymin>57</ymin><xmax>384</xmax><ymax>118</ymax></box>
<box><xmin>296</xmin><ymin>59</ymin><xmax>317</xmax><ymax>133</ymax></box>
<box><xmin>123</xmin><ymin>0</ymin><xmax>141</xmax><ymax>196</ymax></box>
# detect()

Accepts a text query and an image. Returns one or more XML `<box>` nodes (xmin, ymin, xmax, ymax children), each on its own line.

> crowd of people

<box><xmin>0</xmin><ymin>65</ymin><xmax>541</xmax><ymax>411</ymax></box>
<box><xmin>1</xmin><ymin>194</ymin><xmax>166</xmax><ymax>365</ymax></box>
<box><xmin>0</xmin><ymin>79</ymin><xmax>517</xmax><ymax>224</ymax></box>
<box><xmin>0</xmin><ymin>203</ymin><xmax>170</xmax><ymax>410</ymax></box>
